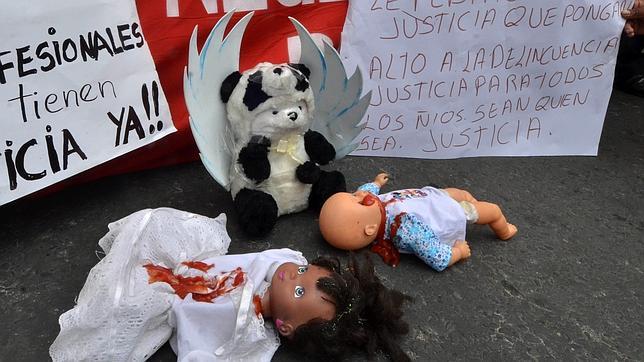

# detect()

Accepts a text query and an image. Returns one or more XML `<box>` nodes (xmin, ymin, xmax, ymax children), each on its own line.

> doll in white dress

<box><xmin>50</xmin><ymin>208</ymin><xmax>411</xmax><ymax>361</ymax></box>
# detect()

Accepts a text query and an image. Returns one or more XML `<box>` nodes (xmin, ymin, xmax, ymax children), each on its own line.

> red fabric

<box><xmin>33</xmin><ymin>1</ymin><xmax>348</xmax><ymax>200</ymax></box>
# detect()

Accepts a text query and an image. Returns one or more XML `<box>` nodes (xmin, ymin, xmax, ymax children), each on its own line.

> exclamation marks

<box><xmin>142</xmin><ymin>80</ymin><xmax>163</xmax><ymax>135</ymax></box>
<box><xmin>108</xmin><ymin>81</ymin><xmax>164</xmax><ymax>147</ymax></box>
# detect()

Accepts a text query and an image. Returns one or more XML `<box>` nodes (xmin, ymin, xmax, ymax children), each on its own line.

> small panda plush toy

<box><xmin>220</xmin><ymin>62</ymin><xmax>345</xmax><ymax>236</ymax></box>
<box><xmin>185</xmin><ymin>12</ymin><xmax>371</xmax><ymax>237</ymax></box>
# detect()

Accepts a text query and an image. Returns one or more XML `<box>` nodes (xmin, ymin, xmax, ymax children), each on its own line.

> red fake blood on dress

<box><xmin>361</xmin><ymin>193</ymin><xmax>403</xmax><ymax>266</ymax></box>
<box><xmin>368</xmin><ymin>195</ymin><xmax>405</xmax><ymax>267</ymax></box>
<box><xmin>253</xmin><ymin>295</ymin><xmax>263</xmax><ymax>317</ymax></box>
<box><xmin>232</xmin><ymin>267</ymin><xmax>244</xmax><ymax>287</ymax></box>
<box><xmin>181</xmin><ymin>261</ymin><xmax>214</xmax><ymax>272</ymax></box>
<box><xmin>144</xmin><ymin>263</ymin><xmax>246</xmax><ymax>303</ymax></box>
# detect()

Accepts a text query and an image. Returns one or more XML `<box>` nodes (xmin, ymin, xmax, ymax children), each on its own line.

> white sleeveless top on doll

<box><xmin>49</xmin><ymin>208</ymin><xmax>306</xmax><ymax>362</ymax></box>
<box><xmin>379</xmin><ymin>186</ymin><xmax>467</xmax><ymax>246</ymax></box>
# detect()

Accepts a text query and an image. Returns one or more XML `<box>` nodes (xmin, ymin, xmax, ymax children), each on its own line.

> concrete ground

<box><xmin>1</xmin><ymin>89</ymin><xmax>642</xmax><ymax>361</ymax></box>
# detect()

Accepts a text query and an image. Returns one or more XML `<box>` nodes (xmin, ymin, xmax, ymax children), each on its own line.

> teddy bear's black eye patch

<box><xmin>272</xmin><ymin>111</ymin><xmax>278</xmax><ymax>115</ymax></box>
<box><xmin>298</xmin><ymin>106</ymin><xmax>302</xmax><ymax>110</ymax></box>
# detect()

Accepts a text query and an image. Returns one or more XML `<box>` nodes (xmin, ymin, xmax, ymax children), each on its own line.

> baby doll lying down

<box><xmin>319</xmin><ymin>173</ymin><xmax>517</xmax><ymax>270</ymax></box>
<box><xmin>50</xmin><ymin>208</ymin><xmax>411</xmax><ymax>362</ymax></box>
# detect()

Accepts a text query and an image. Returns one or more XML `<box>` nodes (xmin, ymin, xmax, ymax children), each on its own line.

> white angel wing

<box><xmin>289</xmin><ymin>17</ymin><xmax>372</xmax><ymax>160</ymax></box>
<box><xmin>184</xmin><ymin>11</ymin><xmax>254</xmax><ymax>189</ymax></box>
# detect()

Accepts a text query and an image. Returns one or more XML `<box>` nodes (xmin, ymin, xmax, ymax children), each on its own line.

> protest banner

<box><xmin>2</xmin><ymin>0</ymin><xmax>631</xmax><ymax>205</ymax></box>
<box><xmin>0</xmin><ymin>0</ymin><xmax>175</xmax><ymax>204</ymax></box>
<box><xmin>0</xmin><ymin>0</ymin><xmax>349</xmax><ymax>205</ymax></box>
<box><xmin>341</xmin><ymin>0</ymin><xmax>632</xmax><ymax>158</ymax></box>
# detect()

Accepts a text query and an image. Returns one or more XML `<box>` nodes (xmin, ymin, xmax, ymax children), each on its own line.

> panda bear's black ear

<box><xmin>221</xmin><ymin>71</ymin><xmax>242</xmax><ymax>103</ymax></box>
<box><xmin>244</xmin><ymin>70</ymin><xmax>271</xmax><ymax>111</ymax></box>
<box><xmin>288</xmin><ymin>64</ymin><xmax>310</xmax><ymax>92</ymax></box>
<box><xmin>288</xmin><ymin>63</ymin><xmax>311</xmax><ymax>78</ymax></box>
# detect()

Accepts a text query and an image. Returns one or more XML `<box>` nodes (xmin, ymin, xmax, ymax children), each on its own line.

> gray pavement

<box><xmin>1</xmin><ymin>89</ymin><xmax>643</xmax><ymax>361</ymax></box>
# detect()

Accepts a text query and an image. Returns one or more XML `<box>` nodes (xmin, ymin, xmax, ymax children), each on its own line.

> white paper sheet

<box><xmin>0</xmin><ymin>0</ymin><xmax>175</xmax><ymax>205</ymax></box>
<box><xmin>341</xmin><ymin>0</ymin><xmax>632</xmax><ymax>159</ymax></box>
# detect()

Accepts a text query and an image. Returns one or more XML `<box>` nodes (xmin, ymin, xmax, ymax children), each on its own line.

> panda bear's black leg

<box><xmin>234</xmin><ymin>188</ymin><xmax>278</xmax><ymax>236</ymax></box>
<box><xmin>309</xmin><ymin>170</ymin><xmax>346</xmax><ymax>211</ymax></box>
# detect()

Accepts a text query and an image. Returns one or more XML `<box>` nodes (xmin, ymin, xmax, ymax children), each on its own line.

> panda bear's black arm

<box><xmin>296</xmin><ymin>161</ymin><xmax>321</xmax><ymax>184</ymax></box>
<box><xmin>304</xmin><ymin>130</ymin><xmax>336</xmax><ymax>165</ymax></box>
<box><xmin>238</xmin><ymin>136</ymin><xmax>271</xmax><ymax>183</ymax></box>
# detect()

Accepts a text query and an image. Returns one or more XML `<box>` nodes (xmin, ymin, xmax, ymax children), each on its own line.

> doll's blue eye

<box><xmin>294</xmin><ymin>286</ymin><xmax>305</xmax><ymax>298</ymax></box>
<box><xmin>297</xmin><ymin>266</ymin><xmax>308</xmax><ymax>274</ymax></box>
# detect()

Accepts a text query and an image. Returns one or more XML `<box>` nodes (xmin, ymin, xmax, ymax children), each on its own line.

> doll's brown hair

<box><xmin>288</xmin><ymin>253</ymin><xmax>412</xmax><ymax>362</ymax></box>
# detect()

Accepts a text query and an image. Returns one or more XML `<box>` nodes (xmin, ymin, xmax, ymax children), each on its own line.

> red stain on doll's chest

<box><xmin>363</xmin><ymin>192</ymin><xmax>403</xmax><ymax>266</ymax></box>
<box><xmin>144</xmin><ymin>263</ymin><xmax>246</xmax><ymax>303</ymax></box>
<box><xmin>363</xmin><ymin>192</ymin><xmax>412</xmax><ymax>266</ymax></box>
<box><xmin>252</xmin><ymin>295</ymin><xmax>263</xmax><ymax>317</ymax></box>
<box><xmin>181</xmin><ymin>260</ymin><xmax>214</xmax><ymax>272</ymax></box>
<box><xmin>371</xmin><ymin>212</ymin><xmax>406</xmax><ymax>267</ymax></box>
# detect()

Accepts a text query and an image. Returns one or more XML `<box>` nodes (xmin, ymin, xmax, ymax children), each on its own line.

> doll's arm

<box><xmin>395</xmin><ymin>214</ymin><xmax>454</xmax><ymax>272</ymax></box>
<box><xmin>238</xmin><ymin>136</ymin><xmax>271</xmax><ymax>183</ymax></box>
<box><xmin>304</xmin><ymin>130</ymin><xmax>336</xmax><ymax>165</ymax></box>
<box><xmin>373</xmin><ymin>173</ymin><xmax>389</xmax><ymax>187</ymax></box>
<box><xmin>356</xmin><ymin>173</ymin><xmax>389</xmax><ymax>195</ymax></box>
<box><xmin>357</xmin><ymin>182</ymin><xmax>380</xmax><ymax>195</ymax></box>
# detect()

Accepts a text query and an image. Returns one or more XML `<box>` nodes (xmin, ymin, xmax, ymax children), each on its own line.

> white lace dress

<box><xmin>49</xmin><ymin>208</ymin><xmax>306</xmax><ymax>362</ymax></box>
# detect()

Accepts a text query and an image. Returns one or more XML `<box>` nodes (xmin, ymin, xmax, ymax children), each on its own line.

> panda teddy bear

<box><xmin>220</xmin><ymin>62</ymin><xmax>346</xmax><ymax>236</ymax></box>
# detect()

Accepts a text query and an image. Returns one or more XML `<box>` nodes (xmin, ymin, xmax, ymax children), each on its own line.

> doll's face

<box><xmin>268</xmin><ymin>262</ymin><xmax>336</xmax><ymax>338</ymax></box>
<box><xmin>319</xmin><ymin>191</ymin><xmax>383</xmax><ymax>250</ymax></box>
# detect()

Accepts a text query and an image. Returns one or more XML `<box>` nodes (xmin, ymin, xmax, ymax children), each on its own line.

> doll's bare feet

<box><xmin>498</xmin><ymin>223</ymin><xmax>518</xmax><ymax>240</ymax></box>
<box><xmin>448</xmin><ymin>240</ymin><xmax>471</xmax><ymax>266</ymax></box>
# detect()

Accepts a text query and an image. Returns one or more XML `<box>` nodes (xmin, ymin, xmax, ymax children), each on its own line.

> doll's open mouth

<box><xmin>278</xmin><ymin>271</ymin><xmax>285</xmax><ymax>281</ymax></box>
